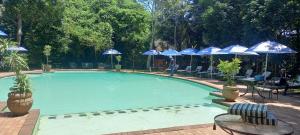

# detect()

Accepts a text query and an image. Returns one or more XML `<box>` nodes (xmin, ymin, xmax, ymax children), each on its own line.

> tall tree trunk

<box><xmin>147</xmin><ymin>20</ymin><xmax>155</xmax><ymax>69</ymax></box>
<box><xmin>16</xmin><ymin>14</ymin><xmax>22</xmax><ymax>46</ymax></box>
<box><xmin>147</xmin><ymin>2</ymin><xmax>156</xmax><ymax>69</ymax></box>
<box><xmin>132</xmin><ymin>55</ymin><xmax>135</xmax><ymax>72</ymax></box>
<box><xmin>296</xmin><ymin>28</ymin><xmax>300</xmax><ymax>68</ymax></box>
<box><xmin>174</xmin><ymin>15</ymin><xmax>177</xmax><ymax>49</ymax></box>
<box><xmin>297</xmin><ymin>28</ymin><xmax>300</xmax><ymax>48</ymax></box>
<box><xmin>94</xmin><ymin>46</ymin><xmax>98</xmax><ymax>63</ymax></box>
<box><xmin>46</xmin><ymin>56</ymin><xmax>49</xmax><ymax>65</ymax></box>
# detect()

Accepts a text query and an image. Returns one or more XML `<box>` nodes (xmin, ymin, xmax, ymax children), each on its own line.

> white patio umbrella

<box><xmin>246</xmin><ymin>41</ymin><xmax>297</xmax><ymax>80</ymax></box>
<box><xmin>103</xmin><ymin>49</ymin><xmax>122</xmax><ymax>69</ymax></box>
<box><xmin>179</xmin><ymin>48</ymin><xmax>199</xmax><ymax>67</ymax></box>
<box><xmin>217</xmin><ymin>45</ymin><xmax>259</xmax><ymax>77</ymax></box>
<box><xmin>218</xmin><ymin>45</ymin><xmax>258</xmax><ymax>58</ymax></box>
<box><xmin>161</xmin><ymin>49</ymin><xmax>181</xmax><ymax>64</ymax></box>
<box><xmin>7</xmin><ymin>46</ymin><xmax>28</xmax><ymax>52</ymax></box>
<box><xmin>196</xmin><ymin>47</ymin><xmax>223</xmax><ymax>78</ymax></box>
<box><xmin>143</xmin><ymin>50</ymin><xmax>160</xmax><ymax>71</ymax></box>
<box><xmin>0</xmin><ymin>30</ymin><xmax>7</xmax><ymax>36</ymax></box>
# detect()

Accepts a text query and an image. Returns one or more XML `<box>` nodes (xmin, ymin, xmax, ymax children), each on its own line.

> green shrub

<box><xmin>217</xmin><ymin>58</ymin><xmax>241</xmax><ymax>86</ymax></box>
<box><xmin>43</xmin><ymin>45</ymin><xmax>52</xmax><ymax>65</ymax></box>
<box><xmin>10</xmin><ymin>73</ymin><xmax>31</xmax><ymax>93</ymax></box>
<box><xmin>115</xmin><ymin>55</ymin><xmax>122</xmax><ymax>65</ymax></box>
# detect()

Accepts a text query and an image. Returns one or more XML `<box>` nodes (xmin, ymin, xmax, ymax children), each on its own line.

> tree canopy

<box><xmin>0</xmin><ymin>0</ymin><xmax>299</xmax><ymax>71</ymax></box>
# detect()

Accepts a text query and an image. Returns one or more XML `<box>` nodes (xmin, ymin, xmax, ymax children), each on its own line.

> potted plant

<box><xmin>217</xmin><ymin>58</ymin><xmax>241</xmax><ymax>102</ymax></box>
<box><xmin>43</xmin><ymin>45</ymin><xmax>52</xmax><ymax>72</ymax></box>
<box><xmin>4</xmin><ymin>51</ymin><xmax>33</xmax><ymax>116</ymax></box>
<box><xmin>115</xmin><ymin>55</ymin><xmax>122</xmax><ymax>71</ymax></box>
<box><xmin>7</xmin><ymin>73</ymin><xmax>32</xmax><ymax>116</ymax></box>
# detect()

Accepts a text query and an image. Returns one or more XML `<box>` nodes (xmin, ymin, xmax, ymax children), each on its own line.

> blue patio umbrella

<box><xmin>0</xmin><ymin>30</ymin><xmax>7</xmax><ymax>36</ymax></box>
<box><xmin>161</xmin><ymin>49</ymin><xmax>181</xmax><ymax>56</ymax></box>
<box><xmin>143</xmin><ymin>50</ymin><xmax>160</xmax><ymax>69</ymax></box>
<box><xmin>103</xmin><ymin>49</ymin><xmax>122</xmax><ymax>68</ymax></box>
<box><xmin>143</xmin><ymin>50</ymin><xmax>159</xmax><ymax>55</ymax></box>
<box><xmin>196</xmin><ymin>47</ymin><xmax>222</xmax><ymax>55</ymax></box>
<box><xmin>217</xmin><ymin>45</ymin><xmax>258</xmax><ymax>78</ymax></box>
<box><xmin>196</xmin><ymin>47</ymin><xmax>222</xmax><ymax>78</ymax></box>
<box><xmin>246</xmin><ymin>40</ymin><xmax>297</xmax><ymax>80</ymax></box>
<box><xmin>161</xmin><ymin>49</ymin><xmax>181</xmax><ymax>65</ymax></box>
<box><xmin>180</xmin><ymin>48</ymin><xmax>199</xmax><ymax>67</ymax></box>
<box><xmin>218</xmin><ymin>45</ymin><xmax>258</xmax><ymax>57</ymax></box>
<box><xmin>7</xmin><ymin>46</ymin><xmax>28</xmax><ymax>52</ymax></box>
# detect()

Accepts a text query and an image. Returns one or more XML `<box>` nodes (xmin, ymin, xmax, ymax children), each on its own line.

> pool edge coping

<box><xmin>107</xmin><ymin>123</ymin><xmax>213</xmax><ymax>135</ymax></box>
<box><xmin>18</xmin><ymin>109</ymin><xmax>40</xmax><ymax>135</ymax></box>
<box><xmin>124</xmin><ymin>71</ymin><xmax>223</xmax><ymax>90</ymax></box>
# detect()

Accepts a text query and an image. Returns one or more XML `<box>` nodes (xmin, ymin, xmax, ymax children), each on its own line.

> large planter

<box><xmin>115</xmin><ymin>65</ymin><xmax>122</xmax><ymax>72</ymax></box>
<box><xmin>222</xmin><ymin>85</ymin><xmax>239</xmax><ymax>102</ymax></box>
<box><xmin>7</xmin><ymin>92</ymin><xmax>33</xmax><ymax>116</ymax></box>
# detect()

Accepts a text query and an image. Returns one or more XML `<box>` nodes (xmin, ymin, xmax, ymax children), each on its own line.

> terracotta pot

<box><xmin>7</xmin><ymin>92</ymin><xmax>33</xmax><ymax>116</ymax></box>
<box><xmin>222</xmin><ymin>86</ymin><xmax>239</xmax><ymax>102</ymax></box>
<box><xmin>115</xmin><ymin>65</ymin><xmax>122</xmax><ymax>72</ymax></box>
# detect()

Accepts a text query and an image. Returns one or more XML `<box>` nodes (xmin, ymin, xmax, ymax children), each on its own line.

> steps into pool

<box><xmin>45</xmin><ymin>103</ymin><xmax>216</xmax><ymax>120</ymax></box>
<box><xmin>209</xmin><ymin>91</ymin><xmax>223</xmax><ymax>98</ymax></box>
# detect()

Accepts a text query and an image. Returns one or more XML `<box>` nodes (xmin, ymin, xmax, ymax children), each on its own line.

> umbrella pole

<box><xmin>190</xmin><ymin>55</ymin><xmax>192</xmax><ymax>68</ymax></box>
<box><xmin>175</xmin><ymin>56</ymin><xmax>176</xmax><ymax>65</ymax></box>
<box><xmin>210</xmin><ymin>55</ymin><xmax>213</xmax><ymax>79</ymax></box>
<box><xmin>153</xmin><ymin>55</ymin><xmax>155</xmax><ymax>68</ymax></box>
<box><xmin>111</xmin><ymin>54</ymin><xmax>113</xmax><ymax>69</ymax></box>
<box><xmin>234</xmin><ymin>54</ymin><xmax>237</xmax><ymax>78</ymax></box>
<box><xmin>264</xmin><ymin>53</ymin><xmax>268</xmax><ymax>81</ymax></box>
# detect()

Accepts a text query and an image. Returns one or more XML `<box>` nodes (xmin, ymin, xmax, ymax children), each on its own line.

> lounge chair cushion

<box><xmin>228</xmin><ymin>103</ymin><xmax>268</xmax><ymax>118</ymax></box>
<box><xmin>243</xmin><ymin>112</ymin><xmax>277</xmax><ymax>126</ymax></box>
<box><xmin>254</xmin><ymin>75</ymin><xmax>264</xmax><ymax>81</ymax></box>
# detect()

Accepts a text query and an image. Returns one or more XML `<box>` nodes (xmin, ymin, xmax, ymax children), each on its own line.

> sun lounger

<box><xmin>69</xmin><ymin>62</ymin><xmax>77</xmax><ymax>69</ymax></box>
<box><xmin>166</xmin><ymin>64</ymin><xmax>179</xmax><ymax>72</ymax></box>
<box><xmin>255</xmin><ymin>75</ymin><xmax>300</xmax><ymax>98</ymax></box>
<box><xmin>178</xmin><ymin>66</ymin><xmax>192</xmax><ymax>73</ymax></box>
<box><xmin>249</xmin><ymin>71</ymin><xmax>272</xmax><ymax>82</ymax></box>
<box><xmin>193</xmin><ymin>66</ymin><xmax>203</xmax><ymax>73</ymax></box>
<box><xmin>197</xmin><ymin>66</ymin><xmax>213</xmax><ymax>77</ymax></box>
<box><xmin>262</xmin><ymin>71</ymin><xmax>272</xmax><ymax>80</ymax></box>
<box><xmin>82</xmin><ymin>63</ymin><xmax>93</xmax><ymax>69</ymax></box>
<box><xmin>235</xmin><ymin>69</ymin><xmax>253</xmax><ymax>79</ymax></box>
<box><xmin>198</xmin><ymin>66</ymin><xmax>220</xmax><ymax>78</ymax></box>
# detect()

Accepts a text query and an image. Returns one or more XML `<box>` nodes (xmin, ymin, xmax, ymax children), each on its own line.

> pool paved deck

<box><xmin>136</xmin><ymin>71</ymin><xmax>300</xmax><ymax>135</ymax></box>
<box><xmin>0</xmin><ymin>70</ymin><xmax>299</xmax><ymax>135</ymax></box>
<box><xmin>0</xmin><ymin>109</ymin><xmax>40</xmax><ymax>135</ymax></box>
<box><xmin>111</xmin><ymin>124</ymin><xmax>226</xmax><ymax>135</ymax></box>
<box><xmin>0</xmin><ymin>70</ymin><xmax>42</xmax><ymax>135</ymax></box>
<box><xmin>0</xmin><ymin>70</ymin><xmax>43</xmax><ymax>78</ymax></box>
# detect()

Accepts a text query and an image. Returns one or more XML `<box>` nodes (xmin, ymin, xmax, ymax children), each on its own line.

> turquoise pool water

<box><xmin>0</xmin><ymin>71</ymin><xmax>226</xmax><ymax>134</ymax></box>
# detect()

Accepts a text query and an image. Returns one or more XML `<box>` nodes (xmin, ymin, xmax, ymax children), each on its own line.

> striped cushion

<box><xmin>243</xmin><ymin>112</ymin><xmax>277</xmax><ymax>126</ymax></box>
<box><xmin>228</xmin><ymin>103</ymin><xmax>268</xmax><ymax>118</ymax></box>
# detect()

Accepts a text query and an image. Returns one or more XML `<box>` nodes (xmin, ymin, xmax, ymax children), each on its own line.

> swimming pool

<box><xmin>0</xmin><ymin>71</ymin><xmax>226</xmax><ymax>134</ymax></box>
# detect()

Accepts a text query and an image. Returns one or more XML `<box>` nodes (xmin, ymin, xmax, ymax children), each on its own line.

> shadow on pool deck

<box><xmin>0</xmin><ymin>109</ymin><xmax>40</xmax><ymax>135</ymax></box>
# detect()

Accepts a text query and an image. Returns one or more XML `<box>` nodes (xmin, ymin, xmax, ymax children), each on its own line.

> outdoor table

<box><xmin>214</xmin><ymin>113</ymin><xmax>294</xmax><ymax>135</ymax></box>
<box><xmin>239</xmin><ymin>78</ymin><xmax>265</xmax><ymax>98</ymax></box>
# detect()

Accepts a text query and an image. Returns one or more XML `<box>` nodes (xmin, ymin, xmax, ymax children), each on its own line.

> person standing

<box><xmin>169</xmin><ymin>56</ymin><xmax>175</xmax><ymax>76</ymax></box>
